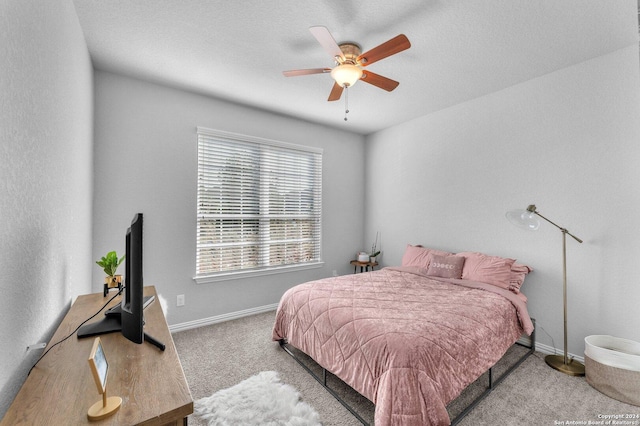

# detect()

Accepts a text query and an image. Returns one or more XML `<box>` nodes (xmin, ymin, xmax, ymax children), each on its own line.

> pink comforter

<box><xmin>272</xmin><ymin>266</ymin><xmax>533</xmax><ymax>426</ymax></box>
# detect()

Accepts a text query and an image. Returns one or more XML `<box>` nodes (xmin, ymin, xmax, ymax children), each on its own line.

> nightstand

<box><xmin>350</xmin><ymin>260</ymin><xmax>378</xmax><ymax>273</ymax></box>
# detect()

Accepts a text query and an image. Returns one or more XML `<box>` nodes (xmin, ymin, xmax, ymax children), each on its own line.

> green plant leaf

<box><xmin>96</xmin><ymin>251</ymin><xmax>124</xmax><ymax>276</ymax></box>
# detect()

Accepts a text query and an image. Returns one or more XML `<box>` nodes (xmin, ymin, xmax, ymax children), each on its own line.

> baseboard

<box><xmin>517</xmin><ymin>336</ymin><xmax>585</xmax><ymax>364</ymax></box>
<box><xmin>169</xmin><ymin>303</ymin><xmax>279</xmax><ymax>333</ymax></box>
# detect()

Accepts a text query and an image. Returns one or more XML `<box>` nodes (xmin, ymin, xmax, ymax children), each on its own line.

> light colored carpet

<box><xmin>193</xmin><ymin>370</ymin><xmax>321</xmax><ymax>425</ymax></box>
<box><xmin>173</xmin><ymin>311</ymin><xmax>640</xmax><ymax>425</ymax></box>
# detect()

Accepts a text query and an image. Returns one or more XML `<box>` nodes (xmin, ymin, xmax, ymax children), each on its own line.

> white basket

<box><xmin>585</xmin><ymin>335</ymin><xmax>640</xmax><ymax>372</ymax></box>
<box><xmin>584</xmin><ymin>335</ymin><xmax>640</xmax><ymax>406</ymax></box>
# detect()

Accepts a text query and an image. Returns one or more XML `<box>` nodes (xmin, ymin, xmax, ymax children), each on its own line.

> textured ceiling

<box><xmin>72</xmin><ymin>0</ymin><xmax>638</xmax><ymax>135</ymax></box>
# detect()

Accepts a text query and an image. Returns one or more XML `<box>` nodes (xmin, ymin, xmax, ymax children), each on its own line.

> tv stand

<box><xmin>144</xmin><ymin>332</ymin><xmax>166</xmax><ymax>351</ymax></box>
<box><xmin>2</xmin><ymin>286</ymin><xmax>192</xmax><ymax>425</ymax></box>
<box><xmin>104</xmin><ymin>295</ymin><xmax>155</xmax><ymax>318</ymax></box>
<box><xmin>77</xmin><ymin>295</ymin><xmax>164</xmax><ymax>351</ymax></box>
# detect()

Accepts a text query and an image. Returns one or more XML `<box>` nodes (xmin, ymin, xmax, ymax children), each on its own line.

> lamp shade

<box><xmin>506</xmin><ymin>209</ymin><xmax>540</xmax><ymax>230</ymax></box>
<box><xmin>331</xmin><ymin>64</ymin><xmax>363</xmax><ymax>87</ymax></box>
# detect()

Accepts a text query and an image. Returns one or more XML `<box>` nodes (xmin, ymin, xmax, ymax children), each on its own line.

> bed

<box><xmin>272</xmin><ymin>245</ymin><xmax>535</xmax><ymax>426</ymax></box>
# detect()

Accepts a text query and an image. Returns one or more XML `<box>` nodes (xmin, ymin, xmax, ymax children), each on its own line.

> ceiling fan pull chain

<box><xmin>344</xmin><ymin>85</ymin><xmax>349</xmax><ymax>121</ymax></box>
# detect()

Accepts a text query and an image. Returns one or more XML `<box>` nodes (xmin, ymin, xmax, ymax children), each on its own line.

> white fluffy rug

<box><xmin>193</xmin><ymin>371</ymin><xmax>321</xmax><ymax>426</ymax></box>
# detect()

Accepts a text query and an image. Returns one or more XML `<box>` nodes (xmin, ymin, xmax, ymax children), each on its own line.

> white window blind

<box><xmin>195</xmin><ymin>127</ymin><xmax>322</xmax><ymax>281</ymax></box>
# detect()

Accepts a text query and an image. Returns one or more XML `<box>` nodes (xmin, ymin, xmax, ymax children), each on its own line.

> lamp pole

<box><xmin>562</xmin><ymin>230</ymin><xmax>568</xmax><ymax>366</ymax></box>
<box><xmin>531</xmin><ymin>208</ymin><xmax>585</xmax><ymax>376</ymax></box>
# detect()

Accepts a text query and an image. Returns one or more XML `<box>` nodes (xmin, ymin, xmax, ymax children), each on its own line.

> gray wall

<box><xmin>0</xmin><ymin>0</ymin><xmax>94</xmax><ymax>417</ymax></box>
<box><xmin>3</xmin><ymin>1</ymin><xmax>639</xmax><ymax>418</ymax></box>
<box><xmin>92</xmin><ymin>71</ymin><xmax>366</xmax><ymax>326</ymax></box>
<box><xmin>364</xmin><ymin>45</ymin><xmax>640</xmax><ymax>357</ymax></box>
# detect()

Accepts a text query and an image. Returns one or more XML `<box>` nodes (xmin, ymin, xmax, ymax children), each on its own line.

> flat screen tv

<box><xmin>78</xmin><ymin>213</ymin><xmax>164</xmax><ymax>350</ymax></box>
<box><xmin>121</xmin><ymin>213</ymin><xmax>144</xmax><ymax>343</ymax></box>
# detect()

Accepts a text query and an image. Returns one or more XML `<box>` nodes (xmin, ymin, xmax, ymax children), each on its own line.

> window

<box><xmin>195</xmin><ymin>127</ymin><xmax>323</xmax><ymax>283</ymax></box>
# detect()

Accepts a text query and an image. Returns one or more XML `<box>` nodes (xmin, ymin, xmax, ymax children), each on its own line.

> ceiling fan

<box><xmin>283</xmin><ymin>26</ymin><xmax>411</xmax><ymax>102</ymax></box>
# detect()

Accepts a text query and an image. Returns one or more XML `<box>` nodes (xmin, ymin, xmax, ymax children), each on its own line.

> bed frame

<box><xmin>279</xmin><ymin>319</ymin><xmax>536</xmax><ymax>425</ymax></box>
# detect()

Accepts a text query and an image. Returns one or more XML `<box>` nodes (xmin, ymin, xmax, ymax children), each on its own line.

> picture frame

<box><xmin>87</xmin><ymin>337</ymin><xmax>122</xmax><ymax>421</ymax></box>
<box><xmin>88</xmin><ymin>337</ymin><xmax>108</xmax><ymax>395</ymax></box>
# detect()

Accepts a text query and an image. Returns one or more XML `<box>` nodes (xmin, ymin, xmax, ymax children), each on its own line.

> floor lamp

<box><xmin>506</xmin><ymin>204</ymin><xmax>585</xmax><ymax>376</ymax></box>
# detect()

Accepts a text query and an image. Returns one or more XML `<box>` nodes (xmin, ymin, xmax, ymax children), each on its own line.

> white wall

<box><xmin>0</xmin><ymin>0</ymin><xmax>93</xmax><ymax>417</ymax></box>
<box><xmin>92</xmin><ymin>71</ymin><xmax>366</xmax><ymax>326</ymax></box>
<box><xmin>365</xmin><ymin>46</ymin><xmax>640</xmax><ymax>358</ymax></box>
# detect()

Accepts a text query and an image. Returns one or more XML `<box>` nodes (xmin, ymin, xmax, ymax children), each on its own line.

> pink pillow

<box><xmin>401</xmin><ymin>244</ymin><xmax>453</xmax><ymax>269</ymax></box>
<box><xmin>456</xmin><ymin>251</ymin><xmax>515</xmax><ymax>289</ymax></box>
<box><xmin>509</xmin><ymin>263</ymin><xmax>533</xmax><ymax>293</ymax></box>
<box><xmin>426</xmin><ymin>254</ymin><xmax>465</xmax><ymax>279</ymax></box>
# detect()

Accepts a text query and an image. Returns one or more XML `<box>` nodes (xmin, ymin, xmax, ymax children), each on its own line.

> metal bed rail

<box><xmin>279</xmin><ymin>318</ymin><xmax>536</xmax><ymax>426</ymax></box>
<box><xmin>279</xmin><ymin>339</ymin><xmax>370</xmax><ymax>425</ymax></box>
<box><xmin>451</xmin><ymin>320</ymin><xmax>536</xmax><ymax>425</ymax></box>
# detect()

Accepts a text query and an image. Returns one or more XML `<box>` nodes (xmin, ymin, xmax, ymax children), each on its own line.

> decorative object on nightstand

<box><xmin>369</xmin><ymin>231</ymin><xmax>381</xmax><ymax>262</ymax></box>
<box><xmin>96</xmin><ymin>251</ymin><xmax>125</xmax><ymax>297</ymax></box>
<box><xmin>506</xmin><ymin>204</ymin><xmax>585</xmax><ymax>376</ymax></box>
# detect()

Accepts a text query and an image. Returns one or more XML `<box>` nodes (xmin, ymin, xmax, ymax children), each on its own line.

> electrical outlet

<box><xmin>332</xmin><ymin>269</ymin><xmax>338</xmax><ymax>277</ymax></box>
<box><xmin>26</xmin><ymin>343</ymin><xmax>46</xmax><ymax>353</ymax></box>
<box><xmin>176</xmin><ymin>294</ymin><xmax>185</xmax><ymax>307</ymax></box>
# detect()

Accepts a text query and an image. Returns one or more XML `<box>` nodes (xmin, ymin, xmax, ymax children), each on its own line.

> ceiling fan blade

<box><xmin>357</xmin><ymin>34</ymin><xmax>411</xmax><ymax>66</ymax></box>
<box><xmin>327</xmin><ymin>82</ymin><xmax>344</xmax><ymax>101</ymax></box>
<box><xmin>360</xmin><ymin>70</ymin><xmax>400</xmax><ymax>92</ymax></box>
<box><xmin>283</xmin><ymin>68</ymin><xmax>331</xmax><ymax>77</ymax></box>
<box><xmin>310</xmin><ymin>26</ymin><xmax>345</xmax><ymax>61</ymax></box>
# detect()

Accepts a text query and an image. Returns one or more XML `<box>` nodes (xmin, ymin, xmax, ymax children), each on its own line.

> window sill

<box><xmin>193</xmin><ymin>261</ymin><xmax>325</xmax><ymax>284</ymax></box>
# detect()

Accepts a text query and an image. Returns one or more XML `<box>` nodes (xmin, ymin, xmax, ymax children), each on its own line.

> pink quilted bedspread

<box><xmin>272</xmin><ymin>266</ymin><xmax>533</xmax><ymax>426</ymax></box>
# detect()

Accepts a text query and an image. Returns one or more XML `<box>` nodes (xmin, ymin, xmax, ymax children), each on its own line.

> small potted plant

<box><xmin>96</xmin><ymin>251</ymin><xmax>125</xmax><ymax>297</ymax></box>
<box><xmin>370</xmin><ymin>232</ymin><xmax>381</xmax><ymax>263</ymax></box>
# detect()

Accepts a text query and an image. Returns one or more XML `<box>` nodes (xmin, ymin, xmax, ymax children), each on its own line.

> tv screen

<box><xmin>121</xmin><ymin>213</ymin><xmax>144</xmax><ymax>343</ymax></box>
<box><xmin>77</xmin><ymin>213</ymin><xmax>164</xmax><ymax>350</ymax></box>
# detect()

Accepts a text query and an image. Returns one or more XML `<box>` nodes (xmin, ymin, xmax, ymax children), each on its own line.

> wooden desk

<box><xmin>350</xmin><ymin>260</ymin><xmax>378</xmax><ymax>273</ymax></box>
<box><xmin>1</xmin><ymin>286</ymin><xmax>193</xmax><ymax>426</ymax></box>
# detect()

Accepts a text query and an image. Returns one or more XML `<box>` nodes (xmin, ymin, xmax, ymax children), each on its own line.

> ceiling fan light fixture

<box><xmin>331</xmin><ymin>64</ymin><xmax>363</xmax><ymax>88</ymax></box>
